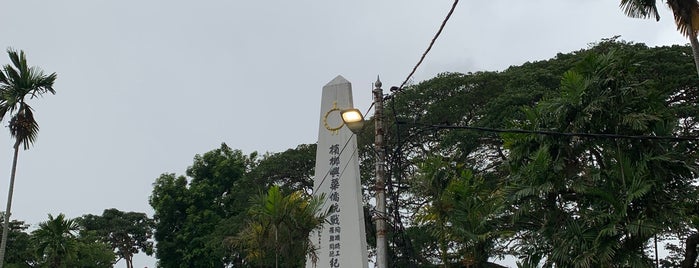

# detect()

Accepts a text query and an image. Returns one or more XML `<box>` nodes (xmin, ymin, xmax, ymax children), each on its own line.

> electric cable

<box><xmin>425</xmin><ymin>124</ymin><xmax>699</xmax><ymax>141</ymax></box>
<box><xmin>397</xmin><ymin>0</ymin><xmax>459</xmax><ymax>91</ymax></box>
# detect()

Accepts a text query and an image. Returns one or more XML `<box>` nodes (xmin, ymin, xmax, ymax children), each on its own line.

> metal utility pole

<box><xmin>373</xmin><ymin>76</ymin><xmax>388</xmax><ymax>268</ymax></box>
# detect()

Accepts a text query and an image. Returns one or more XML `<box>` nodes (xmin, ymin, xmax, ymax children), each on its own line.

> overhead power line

<box><xmin>397</xmin><ymin>0</ymin><xmax>459</xmax><ymax>91</ymax></box>
<box><xmin>427</xmin><ymin>124</ymin><xmax>699</xmax><ymax>141</ymax></box>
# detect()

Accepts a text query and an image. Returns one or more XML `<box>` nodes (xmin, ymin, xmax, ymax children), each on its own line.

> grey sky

<box><xmin>0</xmin><ymin>1</ymin><xmax>688</xmax><ymax>266</ymax></box>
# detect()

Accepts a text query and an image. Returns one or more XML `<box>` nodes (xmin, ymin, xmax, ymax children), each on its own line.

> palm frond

<box><xmin>620</xmin><ymin>0</ymin><xmax>661</xmax><ymax>21</ymax></box>
<box><xmin>28</xmin><ymin>66</ymin><xmax>57</xmax><ymax>98</ymax></box>
<box><xmin>234</xmin><ymin>186</ymin><xmax>328</xmax><ymax>266</ymax></box>
<box><xmin>6</xmin><ymin>49</ymin><xmax>27</xmax><ymax>75</ymax></box>
<box><xmin>0</xmin><ymin>103</ymin><xmax>8</xmax><ymax>122</ymax></box>
<box><xmin>667</xmin><ymin>0</ymin><xmax>699</xmax><ymax>37</ymax></box>
<box><xmin>0</xmin><ymin>70</ymin><xmax>7</xmax><ymax>84</ymax></box>
<box><xmin>2</xmin><ymin>65</ymin><xmax>21</xmax><ymax>88</ymax></box>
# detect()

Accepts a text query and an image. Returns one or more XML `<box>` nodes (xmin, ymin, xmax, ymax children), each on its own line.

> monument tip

<box><xmin>375</xmin><ymin>75</ymin><xmax>382</xmax><ymax>88</ymax></box>
<box><xmin>326</xmin><ymin>75</ymin><xmax>350</xmax><ymax>86</ymax></box>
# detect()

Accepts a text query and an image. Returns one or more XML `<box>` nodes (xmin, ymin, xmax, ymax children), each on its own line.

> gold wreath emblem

<box><xmin>323</xmin><ymin>101</ymin><xmax>344</xmax><ymax>135</ymax></box>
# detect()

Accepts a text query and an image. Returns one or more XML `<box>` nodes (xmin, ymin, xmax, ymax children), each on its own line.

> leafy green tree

<box><xmin>233</xmin><ymin>186</ymin><xmax>328</xmax><ymax>267</ymax></box>
<box><xmin>412</xmin><ymin>156</ymin><xmax>507</xmax><ymax>268</ymax></box>
<box><xmin>0</xmin><ymin>49</ymin><xmax>57</xmax><ymax>268</ymax></box>
<box><xmin>381</xmin><ymin>39</ymin><xmax>697</xmax><ymax>266</ymax></box>
<box><xmin>446</xmin><ymin>171</ymin><xmax>507</xmax><ymax>267</ymax></box>
<box><xmin>32</xmin><ymin>214</ymin><xmax>79</xmax><ymax>268</ymax></box>
<box><xmin>382</xmin><ymin>50</ymin><xmax>572</xmax><ymax>265</ymax></box>
<box><xmin>78</xmin><ymin>209</ymin><xmax>154</xmax><ymax>268</ymax></box>
<box><xmin>413</xmin><ymin>156</ymin><xmax>460</xmax><ymax>266</ymax></box>
<box><xmin>248</xmin><ymin>144</ymin><xmax>316</xmax><ymax>193</ymax></box>
<box><xmin>504</xmin><ymin>48</ymin><xmax>698</xmax><ymax>267</ymax></box>
<box><xmin>31</xmin><ymin>214</ymin><xmax>115</xmax><ymax>268</ymax></box>
<box><xmin>144</xmin><ymin>39</ymin><xmax>698</xmax><ymax>267</ymax></box>
<box><xmin>149</xmin><ymin>174</ymin><xmax>188</xmax><ymax>268</ymax></box>
<box><xmin>620</xmin><ymin>0</ymin><xmax>699</xmax><ymax>76</ymax></box>
<box><xmin>0</xmin><ymin>217</ymin><xmax>36</xmax><ymax>268</ymax></box>
<box><xmin>72</xmin><ymin>231</ymin><xmax>115</xmax><ymax>268</ymax></box>
<box><xmin>149</xmin><ymin>143</ymin><xmax>257</xmax><ymax>267</ymax></box>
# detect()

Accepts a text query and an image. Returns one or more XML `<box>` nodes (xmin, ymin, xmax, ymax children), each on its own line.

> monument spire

<box><xmin>306</xmin><ymin>76</ymin><xmax>368</xmax><ymax>268</ymax></box>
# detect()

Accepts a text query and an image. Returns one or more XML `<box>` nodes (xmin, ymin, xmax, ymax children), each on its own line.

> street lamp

<box><xmin>341</xmin><ymin>77</ymin><xmax>388</xmax><ymax>268</ymax></box>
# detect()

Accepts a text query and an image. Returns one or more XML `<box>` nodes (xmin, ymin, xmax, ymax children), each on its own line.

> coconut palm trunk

<box><xmin>0</xmin><ymin>140</ymin><xmax>20</xmax><ymax>268</ymax></box>
<box><xmin>689</xmin><ymin>31</ymin><xmax>699</xmax><ymax>76</ymax></box>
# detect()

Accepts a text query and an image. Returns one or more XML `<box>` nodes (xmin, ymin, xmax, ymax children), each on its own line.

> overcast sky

<box><xmin>0</xmin><ymin>1</ymin><xmax>689</xmax><ymax>267</ymax></box>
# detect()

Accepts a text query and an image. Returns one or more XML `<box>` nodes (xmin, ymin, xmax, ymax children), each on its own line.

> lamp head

<box><xmin>341</xmin><ymin>108</ymin><xmax>365</xmax><ymax>133</ymax></box>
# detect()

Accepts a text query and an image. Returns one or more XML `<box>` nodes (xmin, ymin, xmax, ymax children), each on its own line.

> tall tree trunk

<box><xmin>0</xmin><ymin>141</ymin><xmax>21</xmax><ymax>268</ymax></box>
<box><xmin>688</xmin><ymin>31</ymin><xmax>699</xmax><ymax>77</ymax></box>
<box><xmin>682</xmin><ymin>233</ymin><xmax>699</xmax><ymax>268</ymax></box>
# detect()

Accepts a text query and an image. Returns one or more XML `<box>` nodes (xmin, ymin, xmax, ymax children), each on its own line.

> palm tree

<box><xmin>413</xmin><ymin>156</ymin><xmax>457</xmax><ymax>267</ymax></box>
<box><xmin>0</xmin><ymin>48</ymin><xmax>57</xmax><ymax>267</ymax></box>
<box><xmin>32</xmin><ymin>214</ymin><xmax>79</xmax><ymax>268</ymax></box>
<box><xmin>233</xmin><ymin>186</ymin><xmax>329</xmax><ymax>267</ymax></box>
<box><xmin>619</xmin><ymin>0</ymin><xmax>699</xmax><ymax>76</ymax></box>
<box><xmin>414</xmin><ymin>156</ymin><xmax>507</xmax><ymax>267</ymax></box>
<box><xmin>504</xmin><ymin>50</ymin><xmax>698</xmax><ymax>267</ymax></box>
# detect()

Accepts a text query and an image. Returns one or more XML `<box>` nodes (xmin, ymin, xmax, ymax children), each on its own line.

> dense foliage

<box><xmin>5</xmin><ymin>39</ymin><xmax>694</xmax><ymax>267</ymax></box>
<box><xmin>143</xmin><ymin>39</ymin><xmax>699</xmax><ymax>267</ymax></box>
<box><xmin>149</xmin><ymin>143</ymin><xmax>319</xmax><ymax>267</ymax></box>
<box><xmin>149</xmin><ymin>144</ymin><xmax>253</xmax><ymax>267</ymax></box>
<box><xmin>233</xmin><ymin>185</ymin><xmax>329</xmax><ymax>267</ymax></box>
<box><xmin>505</xmin><ymin>47</ymin><xmax>698</xmax><ymax>267</ymax></box>
<box><xmin>619</xmin><ymin>0</ymin><xmax>699</xmax><ymax>76</ymax></box>
<box><xmin>78</xmin><ymin>209</ymin><xmax>154</xmax><ymax>268</ymax></box>
<box><xmin>0</xmin><ymin>210</ymin><xmax>150</xmax><ymax>268</ymax></box>
<box><xmin>371</xmin><ymin>39</ymin><xmax>699</xmax><ymax>267</ymax></box>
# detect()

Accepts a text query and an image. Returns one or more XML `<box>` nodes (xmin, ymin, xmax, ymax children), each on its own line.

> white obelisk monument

<box><xmin>306</xmin><ymin>76</ymin><xmax>368</xmax><ymax>268</ymax></box>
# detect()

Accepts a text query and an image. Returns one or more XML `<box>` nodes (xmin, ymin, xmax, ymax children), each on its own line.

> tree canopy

<box><xmin>143</xmin><ymin>39</ymin><xmax>699</xmax><ymax>267</ymax></box>
<box><xmin>373</xmin><ymin>38</ymin><xmax>699</xmax><ymax>267</ymax></box>
<box><xmin>78</xmin><ymin>209</ymin><xmax>154</xmax><ymax>268</ymax></box>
